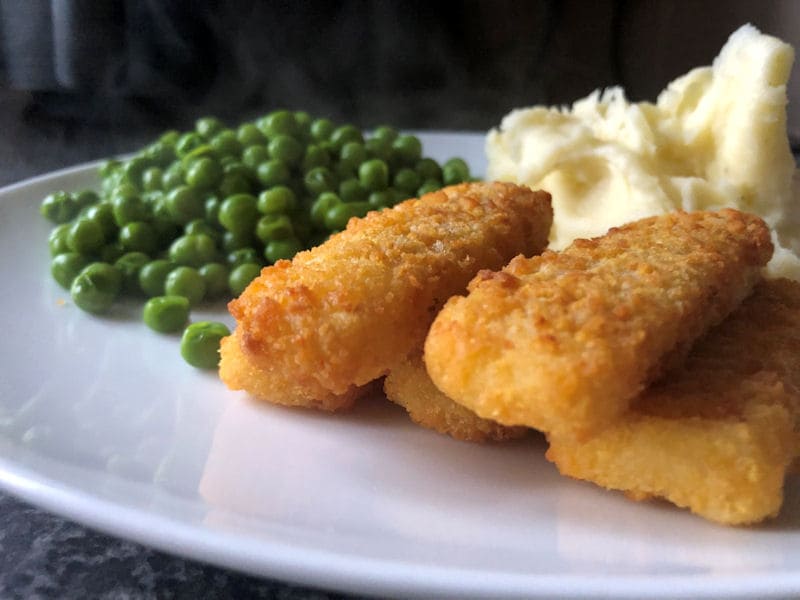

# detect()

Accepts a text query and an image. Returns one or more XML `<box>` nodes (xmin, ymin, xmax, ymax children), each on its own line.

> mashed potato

<box><xmin>486</xmin><ymin>24</ymin><xmax>800</xmax><ymax>279</ymax></box>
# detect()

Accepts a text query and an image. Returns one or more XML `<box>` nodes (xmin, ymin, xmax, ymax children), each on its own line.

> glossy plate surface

<box><xmin>1</xmin><ymin>132</ymin><xmax>800</xmax><ymax>599</ymax></box>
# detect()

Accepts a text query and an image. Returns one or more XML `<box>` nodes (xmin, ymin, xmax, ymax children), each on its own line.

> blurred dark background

<box><xmin>0</xmin><ymin>0</ymin><xmax>798</xmax><ymax>187</ymax></box>
<box><xmin>0</xmin><ymin>1</ymin><xmax>798</xmax><ymax>598</ymax></box>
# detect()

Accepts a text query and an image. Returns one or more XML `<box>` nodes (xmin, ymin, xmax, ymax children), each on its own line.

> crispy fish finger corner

<box><xmin>547</xmin><ymin>279</ymin><xmax>800</xmax><ymax>525</ymax></box>
<box><xmin>220</xmin><ymin>181</ymin><xmax>553</xmax><ymax>408</ymax></box>
<box><xmin>424</xmin><ymin>209</ymin><xmax>773</xmax><ymax>440</ymax></box>
<box><xmin>383</xmin><ymin>352</ymin><xmax>528</xmax><ymax>443</ymax></box>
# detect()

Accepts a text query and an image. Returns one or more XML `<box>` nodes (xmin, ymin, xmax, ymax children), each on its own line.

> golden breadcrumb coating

<box><xmin>220</xmin><ymin>182</ymin><xmax>553</xmax><ymax>409</ymax></box>
<box><xmin>384</xmin><ymin>353</ymin><xmax>528</xmax><ymax>443</ymax></box>
<box><xmin>424</xmin><ymin>209</ymin><xmax>773</xmax><ymax>439</ymax></box>
<box><xmin>546</xmin><ymin>279</ymin><xmax>800</xmax><ymax>525</ymax></box>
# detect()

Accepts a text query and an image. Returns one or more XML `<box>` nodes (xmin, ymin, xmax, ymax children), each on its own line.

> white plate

<box><xmin>2</xmin><ymin>132</ymin><xmax>800</xmax><ymax>600</ymax></box>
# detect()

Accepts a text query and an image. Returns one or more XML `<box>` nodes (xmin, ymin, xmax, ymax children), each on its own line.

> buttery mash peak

<box><xmin>486</xmin><ymin>24</ymin><xmax>800</xmax><ymax>279</ymax></box>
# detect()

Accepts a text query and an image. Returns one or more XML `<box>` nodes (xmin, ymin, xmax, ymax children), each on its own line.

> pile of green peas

<box><xmin>41</xmin><ymin>110</ymin><xmax>473</xmax><ymax>368</ymax></box>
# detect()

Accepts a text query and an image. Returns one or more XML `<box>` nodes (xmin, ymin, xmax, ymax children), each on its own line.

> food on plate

<box><xmin>383</xmin><ymin>353</ymin><xmax>527</xmax><ymax>443</ymax></box>
<box><xmin>424</xmin><ymin>209</ymin><xmax>773</xmax><ymax>440</ymax></box>
<box><xmin>181</xmin><ymin>321</ymin><xmax>231</xmax><ymax>369</ymax></box>
<box><xmin>486</xmin><ymin>24</ymin><xmax>800</xmax><ymax>280</ymax></box>
<box><xmin>39</xmin><ymin>111</ymin><xmax>472</xmax><ymax>366</ymax></box>
<box><xmin>220</xmin><ymin>182</ymin><xmax>553</xmax><ymax>410</ymax></box>
<box><xmin>547</xmin><ymin>278</ymin><xmax>800</xmax><ymax>525</ymax></box>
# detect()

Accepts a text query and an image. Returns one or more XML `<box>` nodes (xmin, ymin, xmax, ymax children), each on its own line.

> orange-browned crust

<box><xmin>424</xmin><ymin>209</ymin><xmax>773</xmax><ymax>439</ymax></box>
<box><xmin>220</xmin><ymin>182</ymin><xmax>553</xmax><ymax>408</ymax></box>
<box><xmin>546</xmin><ymin>279</ymin><xmax>800</xmax><ymax>525</ymax></box>
<box><xmin>383</xmin><ymin>352</ymin><xmax>528</xmax><ymax>443</ymax></box>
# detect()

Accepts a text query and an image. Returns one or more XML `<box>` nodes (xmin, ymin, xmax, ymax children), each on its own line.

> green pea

<box><xmin>310</xmin><ymin>192</ymin><xmax>341</xmax><ymax>230</ymax></box>
<box><xmin>393</xmin><ymin>168</ymin><xmax>421</xmax><ymax>195</ymax></box>
<box><xmin>365</xmin><ymin>137</ymin><xmax>393</xmax><ymax>162</ymax></box>
<box><xmin>358</xmin><ymin>159</ymin><xmax>389</xmax><ymax>192</ymax></box>
<box><xmin>184</xmin><ymin>218</ymin><xmax>220</xmax><ymax>240</ymax></box>
<box><xmin>139</xmin><ymin>259</ymin><xmax>174</xmax><ymax>297</ymax></box>
<box><xmin>268</xmin><ymin>135</ymin><xmax>303</xmax><ymax>166</ymax></box>
<box><xmin>195</xmin><ymin>116</ymin><xmax>224</xmax><ymax>139</ymax></box>
<box><xmin>340</xmin><ymin>142</ymin><xmax>367</xmax><ymax>170</ymax></box>
<box><xmin>237</xmin><ymin>123</ymin><xmax>266</xmax><ymax>147</ymax></box>
<box><xmin>301</xmin><ymin>145</ymin><xmax>330</xmax><ymax>172</ymax></box>
<box><xmin>99</xmin><ymin>242</ymin><xmax>125</xmax><ymax>264</ymax></box>
<box><xmin>223</xmin><ymin>161</ymin><xmax>254</xmax><ymax>181</ymax></box>
<box><xmin>99</xmin><ymin>159</ymin><xmax>122</xmax><ymax>179</ymax></box>
<box><xmin>169</xmin><ymin>233</ymin><xmax>219</xmax><ymax>267</ymax></box>
<box><xmin>166</xmin><ymin>186</ymin><xmax>204</xmax><ymax>225</ymax></box>
<box><xmin>142</xmin><ymin>167</ymin><xmax>163</xmax><ymax>192</ymax></box>
<box><xmin>330</xmin><ymin>125</ymin><xmax>363</xmax><ymax>152</ymax></box>
<box><xmin>367</xmin><ymin>190</ymin><xmax>394</xmax><ymax>209</ymax></box>
<box><xmin>324</xmin><ymin>202</ymin><xmax>371</xmax><ymax>231</ymax></box>
<box><xmin>119</xmin><ymin>221</ymin><xmax>158</xmax><ymax>254</ymax></box>
<box><xmin>143</xmin><ymin>141</ymin><xmax>175</xmax><ymax>166</ymax></box>
<box><xmin>180</xmin><ymin>321</ymin><xmax>230</xmax><ymax>369</ymax></box>
<box><xmin>222</xmin><ymin>230</ymin><xmax>256</xmax><ymax>253</ymax></box>
<box><xmin>164</xmin><ymin>266</ymin><xmax>206</xmax><ymax>306</ymax></box>
<box><xmin>265</xmin><ymin>238</ymin><xmax>303</xmax><ymax>264</ymax></box>
<box><xmin>304</xmin><ymin>166</ymin><xmax>337</xmax><ymax>196</ymax></box>
<box><xmin>51</xmin><ymin>252</ymin><xmax>89</xmax><ymax>289</ymax></box>
<box><xmin>111</xmin><ymin>191</ymin><xmax>148</xmax><ymax>226</ymax></box>
<box><xmin>414</xmin><ymin>158</ymin><xmax>442</xmax><ymax>186</ymax></box>
<box><xmin>48</xmin><ymin>224</ymin><xmax>71</xmax><ymax>256</ymax></box>
<box><xmin>259</xmin><ymin>110</ymin><xmax>298</xmax><ymax>138</ymax></box>
<box><xmin>338</xmin><ymin>178</ymin><xmax>368</xmax><ymax>203</ymax></box>
<box><xmin>390</xmin><ymin>188</ymin><xmax>412</xmax><ymax>205</ymax></box>
<box><xmin>162</xmin><ymin>163</ymin><xmax>185</xmax><ymax>190</ymax></box>
<box><xmin>257</xmin><ymin>186</ymin><xmax>297</xmax><ymax>214</ymax></box>
<box><xmin>310</xmin><ymin>118</ymin><xmax>334</xmax><ymax>141</ymax></box>
<box><xmin>229</xmin><ymin>263</ymin><xmax>261</xmax><ymax>296</ymax></box>
<box><xmin>40</xmin><ymin>191</ymin><xmax>79</xmax><ymax>224</ymax></box>
<box><xmin>198</xmin><ymin>263</ymin><xmax>230</xmax><ymax>299</ymax></box>
<box><xmin>442</xmin><ymin>157</ymin><xmax>470</xmax><ymax>185</ymax></box>
<box><xmin>294</xmin><ymin>110</ymin><xmax>312</xmax><ymax>135</ymax></box>
<box><xmin>115</xmin><ymin>251</ymin><xmax>150</xmax><ymax>295</ymax></box>
<box><xmin>256</xmin><ymin>159</ymin><xmax>291</xmax><ymax>188</ymax></box>
<box><xmin>371</xmin><ymin>125</ymin><xmax>399</xmax><ymax>142</ymax></box>
<box><xmin>218</xmin><ymin>194</ymin><xmax>258</xmax><ymax>235</ymax></box>
<box><xmin>392</xmin><ymin>135</ymin><xmax>422</xmax><ymax>165</ymax></box>
<box><xmin>242</xmin><ymin>145</ymin><xmax>270</xmax><ymax>169</ymax></box>
<box><xmin>143</xmin><ymin>295</ymin><xmax>190</xmax><ymax>333</ymax></box>
<box><xmin>185</xmin><ymin>157</ymin><xmax>222</xmax><ymax>190</ymax></box>
<box><xmin>122</xmin><ymin>157</ymin><xmax>149</xmax><ymax>189</ymax></box>
<box><xmin>74</xmin><ymin>190</ymin><xmax>100</xmax><ymax>210</ymax></box>
<box><xmin>227</xmin><ymin>247</ymin><xmax>261</xmax><ymax>267</ymax></box>
<box><xmin>70</xmin><ymin>262</ymin><xmax>122</xmax><ymax>314</ymax></box>
<box><xmin>417</xmin><ymin>179</ymin><xmax>442</xmax><ymax>196</ymax></box>
<box><xmin>218</xmin><ymin>173</ymin><xmax>252</xmax><ymax>197</ymax></box>
<box><xmin>175</xmin><ymin>132</ymin><xmax>205</xmax><ymax>158</ymax></box>
<box><xmin>210</xmin><ymin>130</ymin><xmax>242</xmax><ymax>158</ymax></box>
<box><xmin>67</xmin><ymin>218</ymin><xmax>105</xmax><ymax>255</ymax></box>
<box><xmin>256</xmin><ymin>214</ymin><xmax>294</xmax><ymax>243</ymax></box>
<box><xmin>80</xmin><ymin>204</ymin><xmax>117</xmax><ymax>240</ymax></box>
<box><xmin>205</xmin><ymin>196</ymin><xmax>221</xmax><ymax>225</ymax></box>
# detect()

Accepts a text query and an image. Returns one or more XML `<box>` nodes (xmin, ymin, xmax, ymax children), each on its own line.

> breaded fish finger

<box><xmin>546</xmin><ymin>279</ymin><xmax>800</xmax><ymax>525</ymax></box>
<box><xmin>425</xmin><ymin>209</ymin><xmax>773</xmax><ymax>439</ymax></box>
<box><xmin>220</xmin><ymin>182</ymin><xmax>553</xmax><ymax>409</ymax></box>
<box><xmin>384</xmin><ymin>353</ymin><xmax>528</xmax><ymax>443</ymax></box>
